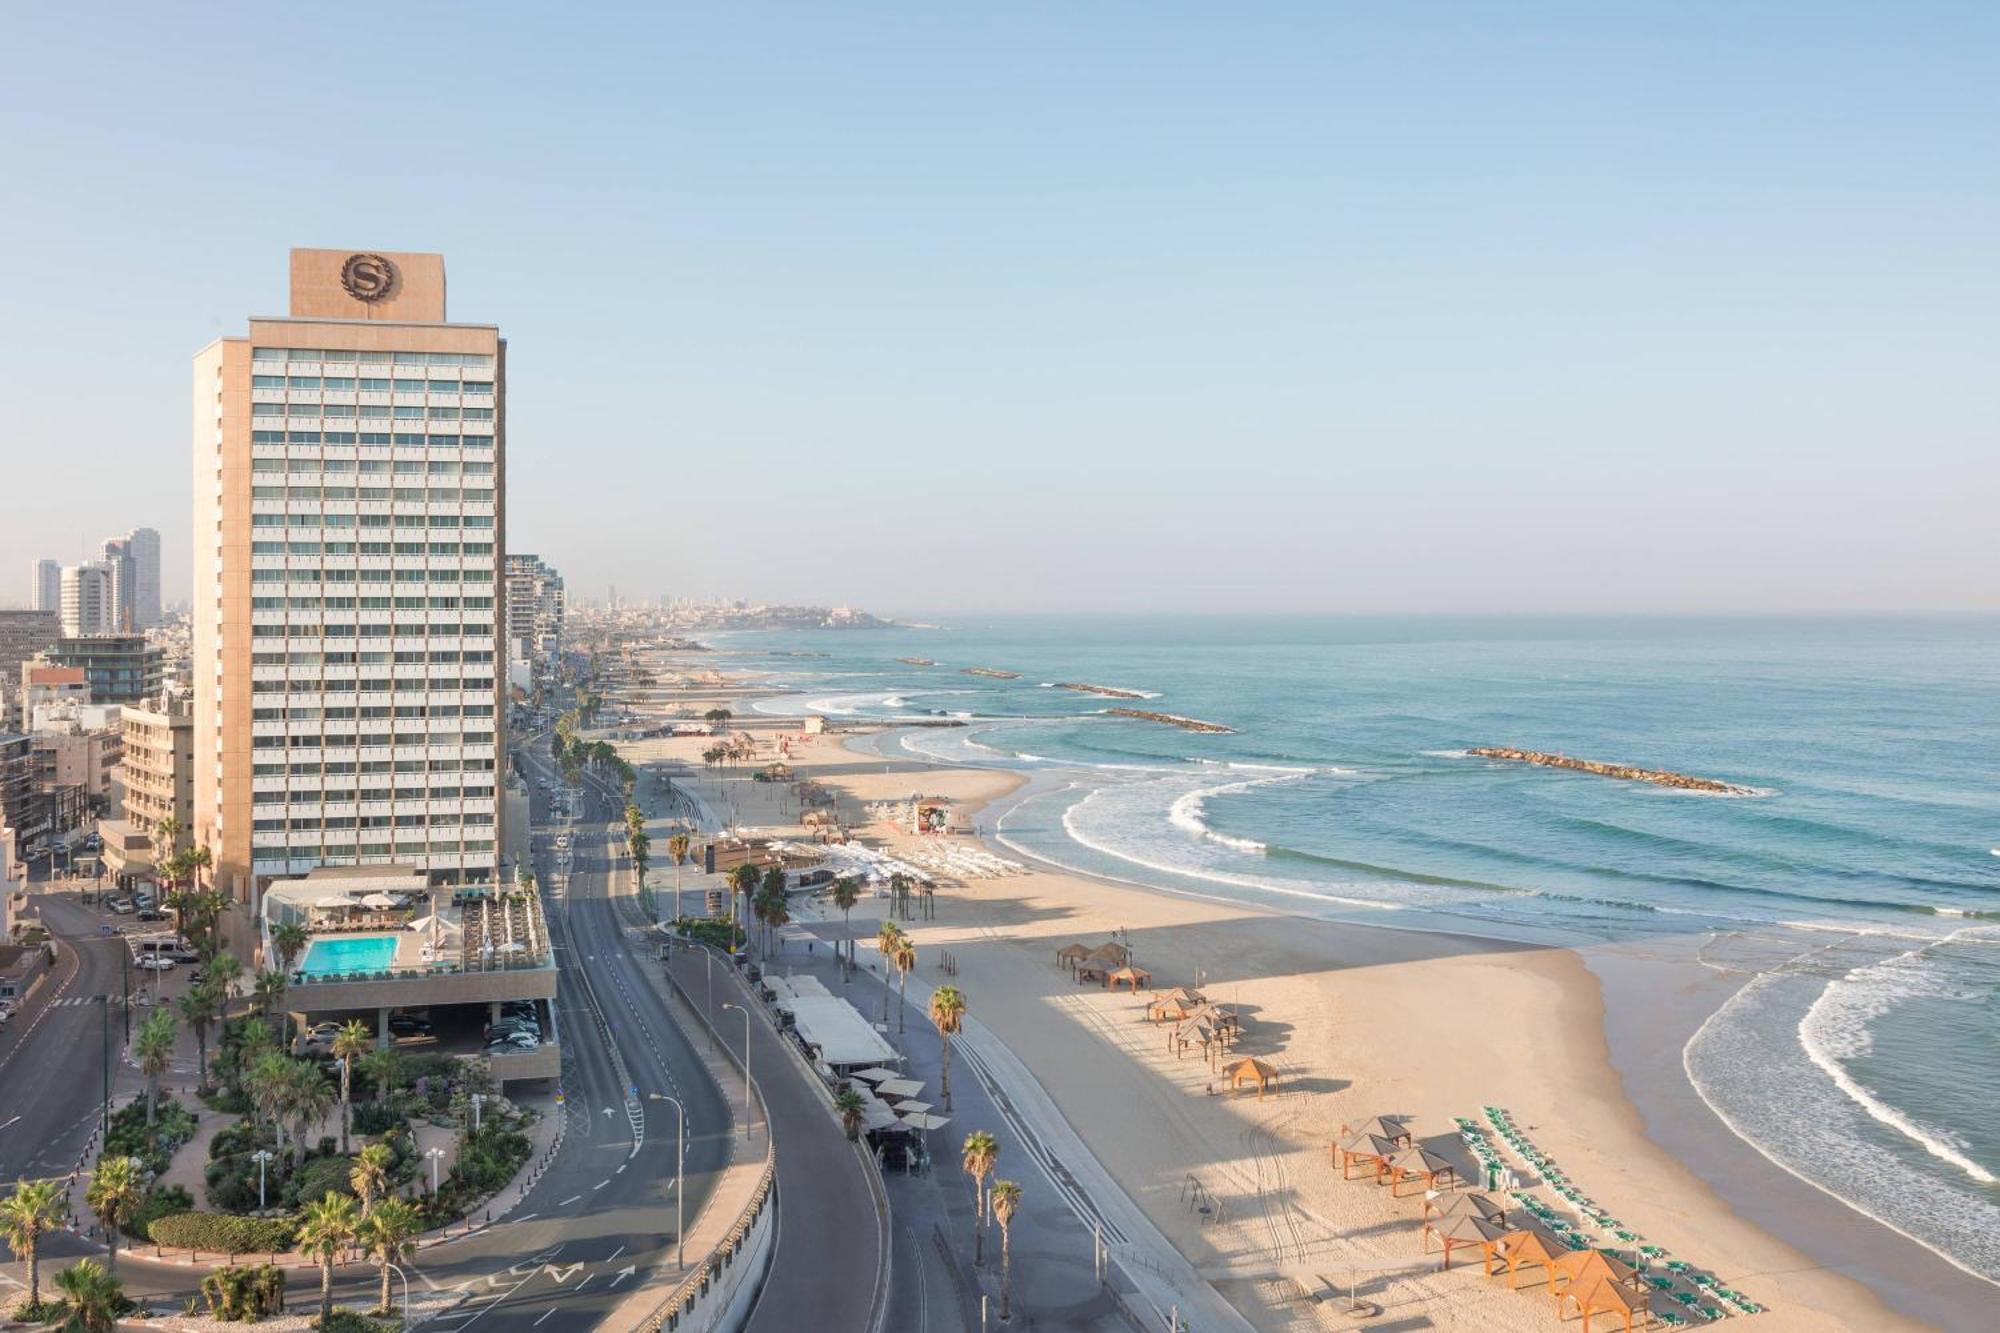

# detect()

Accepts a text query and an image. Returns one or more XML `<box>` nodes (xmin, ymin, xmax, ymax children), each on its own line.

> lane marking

<box><xmin>534</xmin><ymin>1311</ymin><xmax>557</xmax><ymax>1326</ymax></box>
<box><xmin>558</xmin><ymin>1194</ymin><xmax>581</xmax><ymax>1206</ymax></box>
<box><xmin>592</xmin><ymin>1179</ymin><xmax>609</xmax><ymax>1190</ymax></box>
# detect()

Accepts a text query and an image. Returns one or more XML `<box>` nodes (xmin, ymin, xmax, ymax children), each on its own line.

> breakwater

<box><xmin>1056</xmin><ymin>682</ymin><xmax>1151</xmax><ymax>700</ymax></box>
<box><xmin>897</xmin><ymin>657</ymin><xmax>937</xmax><ymax>666</ymax></box>
<box><xmin>1107</xmin><ymin>708</ymin><xmax>1233</xmax><ymax>734</ymax></box>
<box><xmin>963</xmin><ymin>666</ymin><xmax>1021</xmax><ymax>679</ymax></box>
<box><xmin>1468</xmin><ymin>747</ymin><xmax>1754</xmax><ymax>795</ymax></box>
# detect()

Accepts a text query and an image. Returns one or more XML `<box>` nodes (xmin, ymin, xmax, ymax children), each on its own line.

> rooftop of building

<box><xmin>262</xmin><ymin>866</ymin><xmax>552</xmax><ymax>985</ymax></box>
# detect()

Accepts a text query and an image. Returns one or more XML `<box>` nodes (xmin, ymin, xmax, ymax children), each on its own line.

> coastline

<box><xmin>691</xmin><ymin>714</ymin><xmax>1925</xmax><ymax>1330</ymax></box>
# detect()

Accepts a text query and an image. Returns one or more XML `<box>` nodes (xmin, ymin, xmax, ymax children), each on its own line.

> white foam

<box><xmin>1797</xmin><ymin>927</ymin><xmax>2000</xmax><ymax>1185</ymax></box>
<box><xmin>1163</xmin><ymin>773</ymin><xmax>1309</xmax><ymax>855</ymax></box>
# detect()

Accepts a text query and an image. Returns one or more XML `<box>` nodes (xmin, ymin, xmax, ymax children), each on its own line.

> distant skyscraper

<box><xmin>28</xmin><ymin>559</ymin><xmax>59</xmax><ymax>613</ymax></box>
<box><xmin>59</xmin><ymin>562</ymin><xmax>117</xmax><ymax>637</ymax></box>
<box><xmin>100</xmin><ymin>528</ymin><xmax>163</xmax><ymax>630</ymax></box>
<box><xmin>194</xmin><ymin>248</ymin><xmax>505</xmax><ymax>909</ymax></box>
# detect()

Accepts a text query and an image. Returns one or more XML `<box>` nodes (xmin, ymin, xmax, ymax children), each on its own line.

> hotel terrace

<box><xmin>260</xmin><ymin>866</ymin><xmax>557</xmax><ymax>1087</ymax></box>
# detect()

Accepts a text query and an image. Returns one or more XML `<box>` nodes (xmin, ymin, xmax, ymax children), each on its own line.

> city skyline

<box><xmin>2</xmin><ymin>5</ymin><xmax>1995</xmax><ymax>618</ymax></box>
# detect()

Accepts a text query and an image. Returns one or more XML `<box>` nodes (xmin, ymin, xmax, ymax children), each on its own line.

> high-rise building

<box><xmin>504</xmin><ymin>554</ymin><xmax>565</xmax><ymax>662</ymax></box>
<box><xmin>28</xmin><ymin>559</ymin><xmax>60</xmax><ymax>613</ymax></box>
<box><xmin>44</xmin><ymin>635</ymin><xmax>164</xmax><ymax>705</ymax></box>
<box><xmin>99</xmin><ymin>690</ymin><xmax>194</xmax><ymax>885</ymax></box>
<box><xmin>59</xmin><ymin>561</ymin><xmax>117</xmax><ymax>637</ymax></box>
<box><xmin>100</xmin><ymin>528</ymin><xmax>164</xmax><ymax>630</ymax></box>
<box><xmin>0</xmin><ymin>611</ymin><xmax>60</xmax><ymax>728</ymax></box>
<box><xmin>194</xmin><ymin>249</ymin><xmax>506</xmax><ymax>913</ymax></box>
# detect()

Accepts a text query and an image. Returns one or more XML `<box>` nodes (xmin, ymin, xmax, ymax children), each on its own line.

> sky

<box><xmin>1</xmin><ymin>3</ymin><xmax>1994</xmax><ymax>616</ymax></box>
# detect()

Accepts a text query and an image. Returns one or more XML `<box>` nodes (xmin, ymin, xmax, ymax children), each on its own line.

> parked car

<box><xmin>299</xmin><ymin>1021</ymin><xmax>346</xmax><ymax>1051</ymax></box>
<box><xmin>486</xmin><ymin>1032</ymin><xmax>538</xmax><ymax>1052</ymax></box>
<box><xmin>135</xmin><ymin>910</ymin><xmax>168</xmax><ymax>924</ymax></box>
<box><xmin>106</xmin><ymin>897</ymin><xmax>135</xmax><ymax>915</ymax></box>
<box><xmin>137</xmin><ymin>955</ymin><xmax>176</xmax><ymax>971</ymax></box>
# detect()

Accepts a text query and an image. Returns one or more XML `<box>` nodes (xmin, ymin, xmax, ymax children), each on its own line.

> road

<box><xmin>2</xmin><ymin>736</ymin><xmax>736</xmax><ymax>1331</ymax></box>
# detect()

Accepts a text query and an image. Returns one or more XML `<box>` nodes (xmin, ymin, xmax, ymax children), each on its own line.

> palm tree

<box><xmin>296</xmin><ymin>1192</ymin><xmax>361</xmax><ymax>1326</ymax></box>
<box><xmin>245</xmin><ymin>1051</ymin><xmax>293</xmax><ymax>1145</ymax></box>
<box><xmin>830</xmin><ymin>876</ymin><xmax>862</xmax><ymax>980</ymax></box>
<box><xmin>351</xmin><ymin>1142</ymin><xmax>396</xmax><ymax>1215</ymax></box>
<box><xmin>833</xmin><ymin>1087</ymin><xmax>866</xmax><ymax>1141</ymax></box>
<box><xmin>51</xmin><ymin>1258</ymin><xmax>123</xmax><ymax>1333</ymax></box>
<box><xmin>84</xmin><ymin>1156</ymin><xmax>143</xmax><ymax>1274</ymax></box>
<box><xmin>357</xmin><ymin>1047</ymin><xmax>401</xmax><ymax>1106</ymax></box>
<box><xmin>762</xmin><ymin>885</ymin><xmax>791</xmax><ymax>958</ymax></box>
<box><xmin>875</xmin><ymin>921</ymin><xmax>905</xmax><ymax>1023</ymax></box>
<box><xmin>271</xmin><ymin>921</ymin><xmax>310</xmax><ymax>974</ymax></box>
<box><xmin>358</xmin><ymin>1197</ymin><xmax>419</xmax><ymax>1316</ymax></box>
<box><xmin>728</xmin><ymin>863</ymin><xmax>759</xmax><ymax>954</ymax></box>
<box><xmin>962</xmin><ymin>1130</ymin><xmax>999</xmax><ymax>1267</ymax></box>
<box><xmin>929</xmin><ymin>985</ymin><xmax>967</xmax><ymax>1111</ymax></box>
<box><xmin>178</xmin><ymin>977</ymin><xmax>222</xmax><ymax>1094</ymax></box>
<box><xmin>250</xmin><ymin>969</ymin><xmax>287</xmax><ymax>1026</ymax></box>
<box><xmin>1</xmin><ymin>1177</ymin><xmax>65</xmax><ymax>1313</ymax></box>
<box><xmin>202</xmin><ymin>951</ymin><xmax>243</xmax><ymax>1005</ymax></box>
<box><xmin>891</xmin><ymin>936</ymin><xmax>917</xmax><ymax>1034</ymax></box>
<box><xmin>760</xmin><ymin>865</ymin><xmax>787</xmax><ymax>954</ymax></box>
<box><xmin>285</xmin><ymin>1061</ymin><xmax>335</xmax><ymax>1168</ymax></box>
<box><xmin>991</xmin><ymin>1179</ymin><xmax>1024</xmax><ymax>1320</ymax></box>
<box><xmin>888</xmin><ymin>871</ymin><xmax>912</xmax><ymax>921</ymax></box>
<box><xmin>134</xmin><ymin>1010</ymin><xmax>177</xmax><ymax>1125</ymax></box>
<box><xmin>332</xmin><ymin>1020</ymin><xmax>371</xmax><ymax>1154</ymax></box>
<box><xmin>667</xmin><ymin>833</ymin><xmax>691</xmax><ymax>920</ymax></box>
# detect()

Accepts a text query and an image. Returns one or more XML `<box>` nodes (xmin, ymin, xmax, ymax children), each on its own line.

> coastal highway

<box><xmin>2</xmin><ymin>747</ymin><xmax>735</xmax><ymax>1331</ymax></box>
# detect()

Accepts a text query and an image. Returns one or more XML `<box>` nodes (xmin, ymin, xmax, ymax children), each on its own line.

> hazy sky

<box><xmin>2</xmin><ymin>4</ymin><xmax>1994</xmax><ymax>615</ymax></box>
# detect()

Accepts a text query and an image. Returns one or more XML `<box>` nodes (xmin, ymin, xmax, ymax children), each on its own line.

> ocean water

<box><xmin>715</xmin><ymin>614</ymin><xmax>2000</xmax><ymax>1284</ymax></box>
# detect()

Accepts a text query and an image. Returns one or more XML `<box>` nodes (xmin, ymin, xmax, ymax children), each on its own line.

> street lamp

<box><xmin>647</xmin><ymin>1093</ymin><xmax>687</xmax><ymax>1269</ymax></box>
<box><xmin>425</xmin><ymin>1146</ymin><xmax>446</xmax><ymax>1193</ymax></box>
<box><xmin>252</xmin><ymin>1150</ymin><xmax>275</xmax><ymax>1213</ymax></box>
<box><xmin>470</xmin><ymin>1093</ymin><xmax>486</xmax><ymax>1133</ymax></box>
<box><xmin>383</xmin><ymin>1261</ymin><xmax>410</xmax><ymax>1324</ymax></box>
<box><xmin>721</xmin><ymin>1003</ymin><xmax>752</xmax><ymax>1139</ymax></box>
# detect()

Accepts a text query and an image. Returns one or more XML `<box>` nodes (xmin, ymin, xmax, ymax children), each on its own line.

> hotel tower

<box><xmin>194</xmin><ymin>250</ymin><xmax>506</xmax><ymax>916</ymax></box>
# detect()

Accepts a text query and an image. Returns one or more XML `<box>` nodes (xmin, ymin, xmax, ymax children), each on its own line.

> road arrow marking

<box><xmin>545</xmin><ymin>1263</ymin><xmax>584</xmax><ymax>1284</ymax></box>
<box><xmin>610</xmin><ymin>1265</ymin><xmax>637</xmax><ymax>1287</ymax></box>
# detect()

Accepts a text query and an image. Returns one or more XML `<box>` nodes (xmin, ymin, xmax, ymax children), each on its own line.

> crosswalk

<box><xmin>46</xmin><ymin>996</ymin><xmax>131</xmax><ymax>1008</ymax></box>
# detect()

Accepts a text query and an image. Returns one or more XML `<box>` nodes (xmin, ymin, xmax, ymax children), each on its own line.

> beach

<box><xmin>619</xmin><ymin>708</ymin><xmax>1951</xmax><ymax>1331</ymax></box>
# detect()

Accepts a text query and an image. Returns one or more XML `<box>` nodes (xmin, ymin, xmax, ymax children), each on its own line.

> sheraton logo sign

<box><xmin>340</xmin><ymin>253</ymin><xmax>398</xmax><ymax>303</ymax></box>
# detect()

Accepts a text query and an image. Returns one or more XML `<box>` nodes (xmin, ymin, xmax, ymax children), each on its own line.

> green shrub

<box><xmin>203</xmin><ymin>1153</ymin><xmax>284</xmax><ymax>1215</ymax></box>
<box><xmin>284</xmin><ymin>1154</ymin><xmax>356</xmax><ymax>1210</ymax></box>
<box><xmin>200</xmin><ymin>1263</ymin><xmax>287</xmax><ymax>1321</ymax></box>
<box><xmin>209</xmin><ymin>1118</ymin><xmax>272</xmax><ymax>1161</ymax></box>
<box><xmin>150</xmin><ymin>1212</ymin><xmax>294</xmax><ymax>1257</ymax></box>
<box><xmin>316</xmin><ymin>1307</ymin><xmax>402</xmax><ymax>1333</ymax></box>
<box><xmin>103</xmin><ymin>1098</ymin><xmax>197</xmax><ymax>1177</ymax></box>
<box><xmin>126</xmin><ymin>1184</ymin><xmax>195</xmax><ymax>1243</ymax></box>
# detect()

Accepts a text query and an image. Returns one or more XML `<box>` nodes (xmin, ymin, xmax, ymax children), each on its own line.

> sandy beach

<box><xmin>608</xmin><ymin>689</ymin><xmax>1936</xmax><ymax>1331</ymax></box>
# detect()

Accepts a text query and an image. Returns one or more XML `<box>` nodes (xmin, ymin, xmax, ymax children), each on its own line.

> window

<box><xmin>427</xmin><ymin>406</ymin><xmax>459</xmax><ymax>420</ymax></box>
<box><xmin>359</xmin><ymin>433</ymin><xmax>391</xmax><ymax>446</ymax></box>
<box><xmin>253</xmin><ymin>430</ymin><xmax>285</xmax><ymax>444</ymax></box>
<box><xmin>358</xmin><ymin>351</ymin><xmax>391</xmax><ymax>365</ymax></box>
<box><xmin>287</xmin><ymin>431</ymin><xmax>322</xmax><ymax>444</ymax></box>
<box><xmin>394</xmin><ymin>433</ymin><xmax>424</xmax><ymax>446</ymax></box>
<box><xmin>321</xmin><ymin>458</ymin><xmax>356</xmax><ymax>473</ymax></box>
<box><xmin>393</xmin><ymin>406</ymin><xmax>424</xmax><ymax>419</ymax></box>
<box><xmin>288</xmin><ymin>377</ymin><xmax>321</xmax><ymax>389</ymax></box>
<box><xmin>323</xmin><ymin>377</ymin><xmax>355</xmax><ymax>391</ymax></box>
<box><xmin>393</xmin><ymin>378</ymin><xmax>425</xmax><ymax>393</ymax></box>
<box><xmin>428</xmin><ymin>459</ymin><xmax>461</xmax><ymax>474</ymax></box>
<box><xmin>393</xmin><ymin>459</ymin><xmax>424</xmax><ymax>474</ymax></box>
<box><xmin>461</xmin><ymin>381</ymin><xmax>493</xmax><ymax>395</ymax></box>
<box><xmin>359</xmin><ymin>405</ymin><xmax>391</xmax><ymax>418</ymax></box>
<box><xmin>323</xmin><ymin>404</ymin><xmax>355</xmax><ymax>417</ymax></box>
<box><xmin>359</xmin><ymin>377</ymin><xmax>390</xmax><ymax>392</ymax></box>
<box><xmin>253</xmin><ymin>375</ymin><xmax>286</xmax><ymax>389</ymax></box>
<box><xmin>463</xmin><ymin>462</ymin><xmax>493</xmax><ymax>476</ymax></box>
<box><xmin>251</xmin><ymin>486</ymin><xmax>285</xmax><ymax>500</ymax></box>
<box><xmin>325</xmin><ymin>431</ymin><xmax>356</xmax><ymax>444</ymax></box>
<box><xmin>460</xmin><ymin>407</ymin><xmax>492</xmax><ymax>420</ymax></box>
<box><xmin>252</xmin><ymin>542</ymin><xmax>284</xmax><ymax>555</ymax></box>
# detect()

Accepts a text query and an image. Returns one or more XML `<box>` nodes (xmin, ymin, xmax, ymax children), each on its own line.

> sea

<box><xmin>708</xmin><ymin>614</ymin><xmax>2000</xmax><ymax>1285</ymax></box>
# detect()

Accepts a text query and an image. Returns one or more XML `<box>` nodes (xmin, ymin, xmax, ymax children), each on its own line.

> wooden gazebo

<box><xmin>1337</xmin><ymin>1115</ymin><xmax>1413</xmax><ymax>1149</ymax></box>
<box><xmin>1423</xmin><ymin>1191</ymin><xmax>1506</xmax><ymax>1226</ymax></box>
<box><xmin>1557</xmin><ymin>1274</ymin><xmax>1652</xmax><ymax>1332</ymax></box>
<box><xmin>1087</xmin><ymin>941</ymin><xmax>1130</xmax><ymax>969</ymax></box>
<box><xmin>1423</xmin><ymin>1212</ymin><xmax>1508</xmax><ymax>1270</ymax></box>
<box><xmin>1385</xmin><ymin>1145</ymin><xmax>1459</xmax><ymax>1197</ymax></box>
<box><xmin>1147</xmin><ymin>988</ymin><xmax>1208</xmax><ymax>1023</ymax></box>
<box><xmin>1487</xmin><ymin>1229</ymin><xmax>1569</xmax><ymax>1289</ymax></box>
<box><xmin>1055</xmin><ymin>943</ymin><xmax>1093</xmax><ymax>972</ymax></box>
<box><xmin>1220</xmin><ymin>1056</ymin><xmax>1277</xmax><ymax>1100</ymax></box>
<box><xmin>1170</xmin><ymin>1016</ymin><xmax>1219</xmax><ymax>1063</ymax></box>
<box><xmin>1336</xmin><ymin>1132</ymin><xmax>1405</xmax><ymax>1180</ymax></box>
<box><xmin>1105</xmin><ymin>964</ymin><xmax>1153</xmax><ymax>992</ymax></box>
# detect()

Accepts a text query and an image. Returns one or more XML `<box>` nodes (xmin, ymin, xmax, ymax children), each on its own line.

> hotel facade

<box><xmin>193</xmin><ymin>250</ymin><xmax>507</xmax><ymax>915</ymax></box>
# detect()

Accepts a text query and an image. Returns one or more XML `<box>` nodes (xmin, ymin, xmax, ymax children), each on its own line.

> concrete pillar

<box><xmin>377</xmin><ymin>1007</ymin><xmax>391</xmax><ymax>1050</ymax></box>
<box><xmin>490</xmin><ymin>1000</ymin><xmax>502</xmax><ymax>1025</ymax></box>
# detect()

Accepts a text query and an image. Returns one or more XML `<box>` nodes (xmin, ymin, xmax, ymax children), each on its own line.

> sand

<box><xmin>614</xmin><ymin>712</ymin><xmax>1921</xmax><ymax>1331</ymax></box>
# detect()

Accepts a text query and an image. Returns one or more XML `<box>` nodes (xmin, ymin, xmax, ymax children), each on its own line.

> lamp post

<box><xmin>721</xmin><ymin>1003</ymin><xmax>751</xmax><ymax>1140</ymax></box>
<box><xmin>470</xmin><ymin>1093</ymin><xmax>486</xmax><ymax>1133</ymax></box>
<box><xmin>704</xmin><ymin>950</ymin><xmax>715</xmax><ymax>1053</ymax></box>
<box><xmin>252</xmin><ymin>1150</ymin><xmax>275</xmax><ymax>1213</ymax></box>
<box><xmin>383</xmin><ymin>1261</ymin><xmax>410</xmax><ymax>1324</ymax></box>
<box><xmin>647</xmin><ymin>1093</ymin><xmax>687</xmax><ymax>1269</ymax></box>
<box><xmin>121</xmin><ymin>949</ymin><xmax>131</xmax><ymax>1042</ymax></box>
<box><xmin>426</xmin><ymin>1146</ymin><xmax>446</xmax><ymax>1194</ymax></box>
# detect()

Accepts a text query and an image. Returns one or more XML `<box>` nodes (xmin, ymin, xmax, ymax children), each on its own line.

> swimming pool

<box><xmin>298</xmin><ymin>935</ymin><xmax>400</xmax><ymax>978</ymax></box>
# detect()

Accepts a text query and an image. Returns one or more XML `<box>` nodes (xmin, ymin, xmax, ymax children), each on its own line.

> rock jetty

<box><xmin>1468</xmin><ymin>747</ymin><xmax>1753</xmax><ymax>795</ymax></box>
<box><xmin>897</xmin><ymin>656</ymin><xmax>937</xmax><ymax>666</ymax></box>
<box><xmin>962</xmin><ymin>666</ymin><xmax>1021</xmax><ymax>679</ymax></box>
<box><xmin>1056</xmin><ymin>682</ymin><xmax>1151</xmax><ymax>700</ymax></box>
<box><xmin>1107</xmin><ymin>708</ymin><xmax>1233</xmax><ymax>734</ymax></box>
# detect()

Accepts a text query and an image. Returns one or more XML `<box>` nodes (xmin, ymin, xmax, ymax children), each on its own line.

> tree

<box><xmin>284</xmin><ymin>1061</ymin><xmax>335</xmax><ymax>1168</ymax></box>
<box><xmin>359</xmin><ymin>1197</ymin><xmax>420</xmax><ymax>1316</ymax></box>
<box><xmin>991</xmin><ymin>1179</ymin><xmax>1024</xmax><ymax>1320</ymax></box>
<box><xmin>332</xmin><ymin>1020</ymin><xmax>371</xmax><ymax>1154</ymax></box>
<box><xmin>704</xmin><ymin>707</ymin><xmax>733</xmax><ymax>725</ymax></box>
<box><xmin>891</xmin><ymin>936</ymin><xmax>917</xmax><ymax>1034</ymax></box>
<box><xmin>250</xmin><ymin>970</ymin><xmax>288</xmax><ymax>1038</ymax></box>
<box><xmin>929</xmin><ymin>986</ymin><xmax>966</xmax><ymax>1112</ymax></box>
<box><xmin>830</xmin><ymin>877</ymin><xmax>862</xmax><ymax>980</ymax></box>
<box><xmin>296</xmin><ymin>1192</ymin><xmax>361</xmax><ymax>1327</ymax></box>
<box><xmin>51</xmin><ymin>1258</ymin><xmax>123</xmax><ymax>1333</ymax></box>
<box><xmin>875</xmin><ymin>921</ymin><xmax>905</xmax><ymax>1024</ymax></box>
<box><xmin>244</xmin><ymin>1051</ymin><xmax>294</xmax><ymax>1144</ymax></box>
<box><xmin>85</xmin><ymin>1156</ymin><xmax>144</xmax><ymax>1275</ymax></box>
<box><xmin>759</xmin><ymin>884</ymin><xmax>791</xmax><ymax>958</ymax></box>
<box><xmin>962</xmin><ymin>1130</ymin><xmax>999</xmax><ymax>1267</ymax></box>
<box><xmin>357</xmin><ymin>1048</ymin><xmax>401</xmax><ymax>1106</ymax></box>
<box><xmin>667</xmin><ymin>833</ymin><xmax>692</xmax><ymax>919</ymax></box>
<box><xmin>134</xmin><ymin>1010</ymin><xmax>177</xmax><ymax>1126</ymax></box>
<box><xmin>888</xmin><ymin>872</ymin><xmax>912</xmax><ymax>922</ymax></box>
<box><xmin>1</xmin><ymin>1177</ymin><xmax>65</xmax><ymax>1314</ymax></box>
<box><xmin>833</xmin><ymin>1087</ymin><xmax>866</xmax><ymax>1141</ymax></box>
<box><xmin>202</xmin><ymin>951</ymin><xmax>243</xmax><ymax>1003</ymax></box>
<box><xmin>178</xmin><ymin>979</ymin><xmax>222</xmax><ymax>1095</ymax></box>
<box><xmin>271</xmin><ymin>922</ymin><xmax>309</xmax><ymax>974</ymax></box>
<box><xmin>351</xmin><ymin>1143</ymin><xmax>395</xmax><ymax>1216</ymax></box>
<box><xmin>728</xmin><ymin>863</ymin><xmax>760</xmax><ymax>955</ymax></box>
